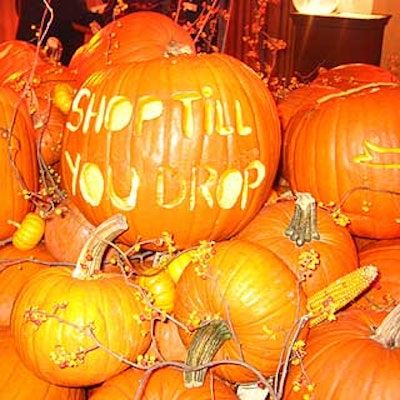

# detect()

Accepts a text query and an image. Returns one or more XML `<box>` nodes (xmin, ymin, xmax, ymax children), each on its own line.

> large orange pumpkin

<box><xmin>61</xmin><ymin>53</ymin><xmax>282</xmax><ymax>249</ymax></box>
<box><xmin>283</xmin><ymin>306</ymin><xmax>400</xmax><ymax>399</ymax></box>
<box><xmin>282</xmin><ymin>83</ymin><xmax>400</xmax><ymax>239</ymax></box>
<box><xmin>237</xmin><ymin>196</ymin><xmax>359</xmax><ymax>297</ymax></box>
<box><xmin>0</xmin><ymin>87</ymin><xmax>38</xmax><ymax>240</ymax></box>
<box><xmin>69</xmin><ymin>11</ymin><xmax>196</xmax><ymax>85</ymax></box>
<box><xmin>173</xmin><ymin>239</ymin><xmax>308</xmax><ymax>384</ymax></box>
<box><xmin>0</xmin><ymin>327</ymin><xmax>85</xmax><ymax>400</ymax></box>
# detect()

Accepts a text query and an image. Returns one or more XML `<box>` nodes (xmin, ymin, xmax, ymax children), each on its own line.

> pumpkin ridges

<box><xmin>10</xmin><ymin>215</ymin><xmax>152</xmax><ymax>387</ymax></box>
<box><xmin>173</xmin><ymin>239</ymin><xmax>308</xmax><ymax>383</ymax></box>
<box><xmin>237</xmin><ymin>198</ymin><xmax>359</xmax><ymax>297</ymax></box>
<box><xmin>282</xmin><ymin>84</ymin><xmax>400</xmax><ymax>239</ymax></box>
<box><xmin>61</xmin><ymin>53</ymin><xmax>281</xmax><ymax>249</ymax></box>
<box><xmin>283</xmin><ymin>308</ymin><xmax>399</xmax><ymax>400</ymax></box>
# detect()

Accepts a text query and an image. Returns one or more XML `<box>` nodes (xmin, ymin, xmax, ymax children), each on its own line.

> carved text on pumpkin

<box><xmin>66</xmin><ymin>86</ymin><xmax>252</xmax><ymax>138</ymax></box>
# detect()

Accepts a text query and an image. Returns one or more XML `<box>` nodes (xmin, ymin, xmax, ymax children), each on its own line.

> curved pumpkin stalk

<box><xmin>72</xmin><ymin>214</ymin><xmax>128</xmax><ymax>279</ymax></box>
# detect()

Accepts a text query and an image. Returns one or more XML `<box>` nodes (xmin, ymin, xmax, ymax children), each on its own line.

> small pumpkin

<box><xmin>283</xmin><ymin>305</ymin><xmax>400</xmax><ymax>399</ymax></box>
<box><xmin>88</xmin><ymin>365</ymin><xmax>239</xmax><ymax>400</ymax></box>
<box><xmin>173</xmin><ymin>239</ymin><xmax>308</xmax><ymax>384</ymax></box>
<box><xmin>9</xmin><ymin>212</ymin><xmax>45</xmax><ymax>251</ymax></box>
<box><xmin>11</xmin><ymin>215</ymin><xmax>152</xmax><ymax>387</ymax></box>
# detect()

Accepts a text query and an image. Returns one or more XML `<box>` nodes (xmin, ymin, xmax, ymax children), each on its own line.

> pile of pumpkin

<box><xmin>1</xmin><ymin>10</ymin><xmax>400</xmax><ymax>400</ymax></box>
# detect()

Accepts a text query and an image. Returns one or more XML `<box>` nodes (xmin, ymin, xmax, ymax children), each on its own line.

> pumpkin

<box><xmin>283</xmin><ymin>306</ymin><xmax>400</xmax><ymax>399</ymax></box>
<box><xmin>3</xmin><ymin>62</ymin><xmax>78</xmax><ymax>166</ymax></box>
<box><xmin>352</xmin><ymin>239</ymin><xmax>400</xmax><ymax>311</ymax></box>
<box><xmin>9</xmin><ymin>212</ymin><xmax>45</xmax><ymax>250</ymax></box>
<box><xmin>145</xmin><ymin>319</ymin><xmax>187</xmax><ymax>362</ymax></box>
<box><xmin>0</xmin><ymin>40</ymin><xmax>46</xmax><ymax>83</ymax></box>
<box><xmin>0</xmin><ymin>243</ymin><xmax>56</xmax><ymax>327</ymax></box>
<box><xmin>61</xmin><ymin>52</ymin><xmax>281</xmax><ymax>249</ymax></box>
<box><xmin>0</xmin><ymin>87</ymin><xmax>38</xmax><ymax>240</ymax></box>
<box><xmin>0</xmin><ymin>327</ymin><xmax>85</xmax><ymax>400</ymax></box>
<box><xmin>69</xmin><ymin>11</ymin><xmax>196</xmax><ymax>85</ymax></box>
<box><xmin>312</xmin><ymin>63</ymin><xmax>399</xmax><ymax>90</ymax></box>
<box><xmin>282</xmin><ymin>83</ymin><xmax>400</xmax><ymax>239</ymax></box>
<box><xmin>173</xmin><ymin>239</ymin><xmax>308</xmax><ymax>384</ymax></box>
<box><xmin>11</xmin><ymin>215</ymin><xmax>152</xmax><ymax>387</ymax></box>
<box><xmin>277</xmin><ymin>84</ymin><xmax>340</xmax><ymax>134</ymax></box>
<box><xmin>137</xmin><ymin>267</ymin><xmax>176</xmax><ymax>313</ymax></box>
<box><xmin>237</xmin><ymin>194</ymin><xmax>359</xmax><ymax>297</ymax></box>
<box><xmin>88</xmin><ymin>365</ymin><xmax>239</xmax><ymax>400</ymax></box>
<box><xmin>44</xmin><ymin>198</ymin><xmax>95</xmax><ymax>263</ymax></box>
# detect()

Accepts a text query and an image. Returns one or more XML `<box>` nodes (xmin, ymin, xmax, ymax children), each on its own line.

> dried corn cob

<box><xmin>307</xmin><ymin>265</ymin><xmax>378</xmax><ymax>328</ymax></box>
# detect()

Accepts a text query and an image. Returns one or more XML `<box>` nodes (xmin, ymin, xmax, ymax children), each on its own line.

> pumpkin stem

<box><xmin>371</xmin><ymin>303</ymin><xmax>400</xmax><ymax>348</ymax></box>
<box><xmin>164</xmin><ymin>40</ymin><xmax>194</xmax><ymax>57</ymax></box>
<box><xmin>184</xmin><ymin>320</ymin><xmax>232</xmax><ymax>388</ymax></box>
<box><xmin>72</xmin><ymin>214</ymin><xmax>128</xmax><ymax>279</ymax></box>
<box><xmin>285</xmin><ymin>192</ymin><xmax>320</xmax><ymax>246</ymax></box>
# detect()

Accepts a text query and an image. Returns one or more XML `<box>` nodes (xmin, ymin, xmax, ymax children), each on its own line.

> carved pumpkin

<box><xmin>0</xmin><ymin>327</ymin><xmax>85</xmax><ymax>400</ymax></box>
<box><xmin>11</xmin><ymin>215</ymin><xmax>151</xmax><ymax>387</ymax></box>
<box><xmin>237</xmin><ymin>195</ymin><xmax>359</xmax><ymax>297</ymax></box>
<box><xmin>61</xmin><ymin>53</ymin><xmax>281</xmax><ymax>249</ymax></box>
<box><xmin>0</xmin><ymin>87</ymin><xmax>38</xmax><ymax>240</ymax></box>
<box><xmin>69</xmin><ymin>11</ymin><xmax>196</xmax><ymax>85</ymax></box>
<box><xmin>173</xmin><ymin>239</ymin><xmax>307</xmax><ymax>384</ymax></box>
<box><xmin>88</xmin><ymin>365</ymin><xmax>239</xmax><ymax>400</ymax></box>
<box><xmin>283</xmin><ymin>306</ymin><xmax>400</xmax><ymax>399</ymax></box>
<box><xmin>313</xmin><ymin>63</ymin><xmax>399</xmax><ymax>90</ymax></box>
<box><xmin>277</xmin><ymin>84</ymin><xmax>340</xmax><ymax>133</ymax></box>
<box><xmin>282</xmin><ymin>83</ymin><xmax>400</xmax><ymax>239</ymax></box>
<box><xmin>0</xmin><ymin>243</ymin><xmax>55</xmax><ymax>327</ymax></box>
